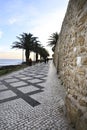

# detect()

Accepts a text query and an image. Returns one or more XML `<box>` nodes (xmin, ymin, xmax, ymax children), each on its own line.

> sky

<box><xmin>0</xmin><ymin>0</ymin><xmax>69</xmax><ymax>59</ymax></box>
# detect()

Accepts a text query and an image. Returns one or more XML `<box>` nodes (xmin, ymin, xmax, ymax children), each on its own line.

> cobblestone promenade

<box><xmin>0</xmin><ymin>61</ymin><xmax>74</xmax><ymax>130</ymax></box>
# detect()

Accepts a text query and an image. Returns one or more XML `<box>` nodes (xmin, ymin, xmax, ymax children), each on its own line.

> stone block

<box><xmin>76</xmin><ymin>67</ymin><xmax>85</xmax><ymax>75</ymax></box>
<box><xmin>77</xmin><ymin>36</ymin><xmax>85</xmax><ymax>46</ymax></box>
<box><xmin>65</xmin><ymin>95</ymin><xmax>87</xmax><ymax>129</ymax></box>
<box><xmin>76</xmin><ymin>113</ymin><xmax>87</xmax><ymax>130</ymax></box>
<box><xmin>79</xmin><ymin>97</ymin><xmax>87</xmax><ymax>107</ymax></box>
<box><xmin>65</xmin><ymin>95</ymin><xmax>78</xmax><ymax>125</ymax></box>
<box><xmin>82</xmin><ymin>57</ymin><xmax>87</xmax><ymax>65</ymax></box>
<box><xmin>79</xmin><ymin>12</ymin><xmax>87</xmax><ymax>23</ymax></box>
<box><xmin>78</xmin><ymin>25</ymin><xmax>85</xmax><ymax>32</ymax></box>
<box><xmin>77</xmin><ymin>0</ymin><xmax>87</xmax><ymax>10</ymax></box>
<box><xmin>78</xmin><ymin>47</ymin><xmax>87</xmax><ymax>54</ymax></box>
<box><xmin>73</xmin><ymin>59</ymin><xmax>77</xmax><ymax>66</ymax></box>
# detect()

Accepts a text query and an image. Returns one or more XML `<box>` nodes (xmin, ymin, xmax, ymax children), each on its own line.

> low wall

<box><xmin>54</xmin><ymin>0</ymin><xmax>87</xmax><ymax>129</ymax></box>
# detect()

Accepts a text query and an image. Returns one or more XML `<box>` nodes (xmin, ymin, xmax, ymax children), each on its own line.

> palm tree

<box><xmin>32</xmin><ymin>39</ymin><xmax>49</xmax><ymax>62</ymax></box>
<box><xmin>12</xmin><ymin>33</ymin><xmax>38</xmax><ymax>63</ymax></box>
<box><xmin>48</xmin><ymin>32</ymin><xmax>59</xmax><ymax>51</ymax></box>
<box><xmin>33</xmin><ymin>43</ymin><xmax>49</xmax><ymax>61</ymax></box>
<box><xmin>12</xmin><ymin>32</ymin><xmax>49</xmax><ymax>63</ymax></box>
<box><xmin>32</xmin><ymin>39</ymin><xmax>41</xmax><ymax>62</ymax></box>
<box><xmin>39</xmin><ymin>46</ymin><xmax>49</xmax><ymax>60</ymax></box>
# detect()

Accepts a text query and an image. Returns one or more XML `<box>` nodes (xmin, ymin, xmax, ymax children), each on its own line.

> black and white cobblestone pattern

<box><xmin>0</xmin><ymin>62</ymin><xmax>74</xmax><ymax>130</ymax></box>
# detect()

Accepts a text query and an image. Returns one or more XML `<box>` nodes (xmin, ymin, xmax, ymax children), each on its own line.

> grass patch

<box><xmin>0</xmin><ymin>64</ymin><xmax>28</xmax><ymax>76</ymax></box>
<box><xmin>0</xmin><ymin>60</ymin><xmax>46</xmax><ymax>76</ymax></box>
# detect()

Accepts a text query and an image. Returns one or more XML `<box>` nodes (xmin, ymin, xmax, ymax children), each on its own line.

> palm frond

<box><xmin>47</xmin><ymin>32</ymin><xmax>59</xmax><ymax>47</ymax></box>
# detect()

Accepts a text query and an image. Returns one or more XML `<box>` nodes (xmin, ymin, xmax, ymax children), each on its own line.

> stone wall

<box><xmin>54</xmin><ymin>0</ymin><xmax>87</xmax><ymax>129</ymax></box>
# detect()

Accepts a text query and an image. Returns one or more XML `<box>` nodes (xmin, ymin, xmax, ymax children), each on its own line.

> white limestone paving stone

<box><xmin>18</xmin><ymin>85</ymin><xmax>38</xmax><ymax>93</ymax></box>
<box><xmin>20</xmin><ymin>77</ymin><xmax>33</xmax><ymax>80</ymax></box>
<box><xmin>10</xmin><ymin>81</ymin><xmax>28</xmax><ymax>87</ymax></box>
<box><xmin>28</xmin><ymin>79</ymin><xmax>42</xmax><ymax>83</ymax></box>
<box><xmin>5</xmin><ymin>78</ymin><xmax>19</xmax><ymax>83</ymax></box>
<box><xmin>0</xmin><ymin>90</ymin><xmax>16</xmax><ymax>100</ymax></box>
<box><xmin>0</xmin><ymin>84</ymin><xmax>8</xmax><ymax>90</ymax></box>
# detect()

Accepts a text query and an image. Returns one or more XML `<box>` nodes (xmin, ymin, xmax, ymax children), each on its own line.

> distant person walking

<box><xmin>44</xmin><ymin>58</ymin><xmax>46</xmax><ymax>63</ymax></box>
<box><xmin>29</xmin><ymin>58</ymin><xmax>32</xmax><ymax>66</ymax></box>
<box><xmin>46</xmin><ymin>58</ymin><xmax>49</xmax><ymax>63</ymax></box>
<box><xmin>44</xmin><ymin>57</ymin><xmax>49</xmax><ymax>63</ymax></box>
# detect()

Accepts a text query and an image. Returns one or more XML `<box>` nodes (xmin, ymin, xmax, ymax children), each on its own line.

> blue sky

<box><xmin>0</xmin><ymin>0</ymin><xmax>69</xmax><ymax>59</ymax></box>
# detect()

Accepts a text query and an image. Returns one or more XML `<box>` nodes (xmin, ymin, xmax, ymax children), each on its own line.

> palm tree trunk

<box><xmin>36</xmin><ymin>53</ymin><xmax>38</xmax><ymax>62</ymax></box>
<box><xmin>25</xmin><ymin>49</ymin><xmax>30</xmax><ymax>64</ymax></box>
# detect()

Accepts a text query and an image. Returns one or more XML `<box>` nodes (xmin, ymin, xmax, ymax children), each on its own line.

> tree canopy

<box><xmin>12</xmin><ymin>32</ymin><xmax>49</xmax><ymax>63</ymax></box>
<box><xmin>48</xmin><ymin>32</ymin><xmax>59</xmax><ymax>52</ymax></box>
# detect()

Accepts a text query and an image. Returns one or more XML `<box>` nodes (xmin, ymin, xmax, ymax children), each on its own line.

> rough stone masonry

<box><xmin>54</xmin><ymin>0</ymin><xmax>87</xmax><ymax>130</ymax></box>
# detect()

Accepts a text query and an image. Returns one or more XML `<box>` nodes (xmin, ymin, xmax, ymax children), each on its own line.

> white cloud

<box><xmin>0</xmin><ymin>31</ymin><xmax>3</xmax><ymax>39</ymax></box>
<box><xmin>9</xmin><ymin>17</ymin><xmax>17</xmax><ymax>25</ymax></box>
<box><xmin>30</xmin><ymin>9</ymin><xmax>66</xmax><ymax>46</ymax></box>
